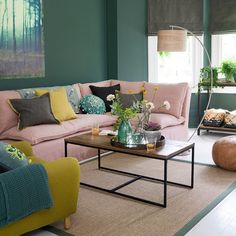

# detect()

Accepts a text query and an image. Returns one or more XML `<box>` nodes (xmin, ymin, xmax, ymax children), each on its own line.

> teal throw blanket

<box><xmin>0</xmin><ymin>164</ymin><xmax>53</xmax><ymax>227</ymax></box>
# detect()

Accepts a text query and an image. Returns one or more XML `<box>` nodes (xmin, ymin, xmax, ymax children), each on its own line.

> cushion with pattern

<box><xmin>0</xmin><ymin>142</ymin><xmax>30</xmax><ymax>171</ymax></box>
<box><xmin>79</xmin><ymin>95</ymin><xmax>106</xmax><ymax>114</ymax></box>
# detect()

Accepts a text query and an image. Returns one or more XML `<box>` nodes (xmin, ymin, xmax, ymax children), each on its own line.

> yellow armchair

<box><xmin>0</xmin><ymin>141</ymin><xmax>80</xmax><ymax>236</ymax></box>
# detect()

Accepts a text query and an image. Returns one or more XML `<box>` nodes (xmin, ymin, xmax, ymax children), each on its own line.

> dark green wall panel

<box><xmin>0</xmin><ymin>0</ymin><xmax>107</xmax><ymax>91</ymax></box>
<box><xmin>189</xmin><ymin>92</ymin><xmax>236</xmax><ymax>128</ymax></box>
<box><xmin>117</xmin><ymin>0</ymin><xmax>148</xmax><ymax>82</ymax></box>
<box><xmin>106</xmin><ymin>0</ymin><xmax>118</xmax><ymax>80</ymax></box>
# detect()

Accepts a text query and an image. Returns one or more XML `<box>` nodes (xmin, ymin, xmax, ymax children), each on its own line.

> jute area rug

<box><xmin>53</xmin><ymin>153</ymin><xmax>236</xmax><ymax>236</ymax></box>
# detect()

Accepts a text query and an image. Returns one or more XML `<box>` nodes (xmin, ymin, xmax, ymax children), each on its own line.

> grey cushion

<box><xmin>9</xmin><ymin>93</ymin><xmax>59</xmax><ymax>130</ymax></box>
<box><xmin>118</xmin><ymin>91</ymin><xmax>143</xmax><ymax>109</ymax></box>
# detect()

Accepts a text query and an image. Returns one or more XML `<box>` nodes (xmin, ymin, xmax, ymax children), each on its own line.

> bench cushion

<box><xmin>0</xmin><ymin>114</ymin><xmax>116</xmax><ymax>145</ymax></box>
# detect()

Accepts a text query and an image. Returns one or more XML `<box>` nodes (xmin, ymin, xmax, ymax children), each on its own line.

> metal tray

<box><xmin>110</xmin><ymin>136</ymin><xmax>165</xmax><ymax>150</ymax></box>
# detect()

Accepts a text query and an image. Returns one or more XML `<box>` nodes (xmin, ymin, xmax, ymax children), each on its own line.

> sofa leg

<box><xmin>64</xmin><ymin>216</ymin><xmax>71</xmax><ymax>230</ymax></box>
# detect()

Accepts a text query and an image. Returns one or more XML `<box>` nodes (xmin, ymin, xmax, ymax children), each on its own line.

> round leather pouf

<box><xmin>212</xmin><ymin>135</ymin><xmax>236</xmax><ymax>171</ymax></box>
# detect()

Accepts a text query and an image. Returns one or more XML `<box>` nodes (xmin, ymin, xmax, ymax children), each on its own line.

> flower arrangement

<box><xmin>107</xmin><ymin>93</ymin><xmax>140</xmax><ymax>130</ymax></box>
<box><xmin>107</xmin><ymin>86</ymin><xmax>170</xmax><ymax>132</ymax></box>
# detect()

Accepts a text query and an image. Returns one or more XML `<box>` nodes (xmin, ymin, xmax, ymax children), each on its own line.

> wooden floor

<box><xmin>183</xmin><ymin>129</ymin><xmax>236</xmax><ymax>236</ymax></box>
<box><xmin>186</xmin><ymin>189</ymin><xmax>236</xmax><ymax>236</ymax></box>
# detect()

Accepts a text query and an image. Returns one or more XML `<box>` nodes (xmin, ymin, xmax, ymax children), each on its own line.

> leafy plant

<box><xmin>221</xmin><ymin>60</ymin><xmax>236</xmax><ymax>82</ymax></box>
<box><xmin>159</xmin><ymin>51</ymin><xmax>170</xmax><ymax>58</ymax></box>
<box><xmin>200</xmin><ymin>66</ymin><xmax>220</xmax><ymax>87</ymax></box>
<box><xmin>107</xmin><ymin>93</ymin><xmax>140</xmax><ymax>130</ymax></box>
<box><xmin>143</xmin><ymin>122</ymin><xmax>161</xmax><ymax>131</ymax></box>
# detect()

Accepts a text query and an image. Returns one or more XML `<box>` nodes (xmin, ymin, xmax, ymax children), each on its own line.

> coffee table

<box><xmin>64</xmin><ymin>134</ymin><xmax>195</xmax><ymax>207</ymax></box>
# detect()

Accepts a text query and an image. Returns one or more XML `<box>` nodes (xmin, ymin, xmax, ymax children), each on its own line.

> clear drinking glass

<box><xmin>144</xmin><ymin>131</ymin><xmax>160</xmax><ymax>152</ymax></box>
<box><xmin>91</xmin><ymin>122</ymin><xmax>100</xmax><ymax>135</ymax></box>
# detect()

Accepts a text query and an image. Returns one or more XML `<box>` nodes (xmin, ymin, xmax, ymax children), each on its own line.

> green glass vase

<box><xmin>118</xmin><ymin>120</ymin><xmax>133</xmax><ymax>144</ymax></box>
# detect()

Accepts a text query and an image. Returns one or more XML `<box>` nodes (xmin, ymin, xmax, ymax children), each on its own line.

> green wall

<box><xmin>1</xmin><ymin>0</ymin><xmax>235</xmax><ymax>128</ymax></box>
<box><xmin>117</xmin><ymin>0</ymin><xmax>148</xmax><ymax>82</ymax></box>
<box><xmin>0</xmin><ymin>0</ymin><xmax>107</xmax><ymax>91</ymax></box>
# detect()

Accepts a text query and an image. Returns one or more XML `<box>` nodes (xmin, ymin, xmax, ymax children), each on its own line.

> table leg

<box><xmin>191</xmin><ymin>145</ymin><xmax>195</xmax><ymax>188</ymax></box>
<box><xmin>163</xmin><ymin>160</ymin><xmax>168</xmax><ymax>208</ymax></box>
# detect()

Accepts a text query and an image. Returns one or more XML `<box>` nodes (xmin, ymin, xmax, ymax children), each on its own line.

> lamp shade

<box><xmin>157</xmin><ymin>30</ymin><xmax>187</xmax><ymax>52</ymax></box>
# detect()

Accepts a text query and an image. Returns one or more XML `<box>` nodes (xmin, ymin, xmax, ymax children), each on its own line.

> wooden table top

<box><xmin>65</xmin><ymin>134</ymin><xmax>194</xmax><ymax>160</ymax></box>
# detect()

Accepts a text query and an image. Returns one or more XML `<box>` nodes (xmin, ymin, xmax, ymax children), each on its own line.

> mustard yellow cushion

<box><xmin>35</xmin><ymin>88</ymin><xmax>77</xmax><ymax>122</ymax></box>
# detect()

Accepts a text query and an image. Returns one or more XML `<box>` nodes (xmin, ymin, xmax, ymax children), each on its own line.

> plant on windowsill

<box><xmin>199</xmin><ymin>66</ymin><xmax>222</xmax><ymax>89</ymax></box>
<box><xmin>221</xmin><ymin>60</ymin><xmax>236</xmax><ymax>83</ymax></box>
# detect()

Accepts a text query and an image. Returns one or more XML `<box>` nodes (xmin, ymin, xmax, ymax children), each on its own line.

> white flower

<box><xmin>163</xmin><ymin>101</ymin><xmax>171</xmax><ymax>110</ymax></box>
<box><xmin>106</xmin><ymin>94</ymin><xmax>115</xmax><ymax>102</ymax></box>
<box><xmin>146</xmin><ymin>102</ymin><xmax>155</xmax><ymax>110</ymax></box>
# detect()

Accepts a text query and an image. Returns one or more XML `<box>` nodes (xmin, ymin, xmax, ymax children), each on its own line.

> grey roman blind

<box><xmin>148</xmin><ymin>0</ymin><xmax>203</xmax><ymax>35</ymax></box>
<box><xmin>210</xmin><ymin>0</ymin><xmax>236</xmax><ymax>34</ymax></box>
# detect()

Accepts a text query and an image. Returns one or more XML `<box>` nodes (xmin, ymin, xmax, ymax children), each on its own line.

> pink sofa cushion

<box><xmin>0</xmin><ymin>90</ymin><xmax>20</xmax><ymax>134</ymax></box>
<box><xmin>78</xmin><ymin>80</ymin><xmax>111</xmax><ymax>97</ymax></box>
<box><xmin>144</xmin><ymin>82</ymin><xmax>188</xmax><ymax>118</ymax></box>
<box><xmin>149</xmin><ymin>113</ymin><xmax>185</xmax><ymax>129</ymax></box>
<box><xmin>111</xmin><ymin>80</ymin><xmax>145</xmax><ymax>93</ymax></box>
<box><xmin>0</xmin><ymin>114</ymin><xmax>116</xmax><ymax>145</ymax></box>
<box><xmin>131</xmin><ymin>113</ymin><xmax>185</xmax><ymax>130</ymax></box>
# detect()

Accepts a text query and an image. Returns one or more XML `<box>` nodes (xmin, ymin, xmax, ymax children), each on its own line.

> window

<box><xmin>148</xmin><ymin>36</ymin><xmax>203</xmax><ymax>87</ymax></box>
<box><xmin>212</xmin><ymin>33</ymin><xmax>236</xmax><ymax>93</ymax></box>
<box><xmin>212</xmin><ymin>34</ymin><xmax>236</xmax><ymax>67</ymax></box>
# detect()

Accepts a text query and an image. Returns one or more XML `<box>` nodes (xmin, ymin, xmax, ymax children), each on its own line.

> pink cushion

<box><xmin>131</xmin><ymin>113</ymin><xmax>185</xmax><ymax>130</ymax></box>
<box><xmin>78</xmin><ymin>80</ymin><xmax>111</xmax><ymax>97</ymax></box>
<box><xmin>144</xmin><ymin>82</ymin><xmax>188</xmax><ymax>118</ymax></box>
<box><xmin>0</xmin><ymin>114</ymin><xmax>116</xmax><ymax>145</ymax></box>
<box><xmin>149</xmin><ymin>113</ymin><xmax>185</xmax><ymax>129</ymax></box>
<box><xmin>0</xmin><ymin>90</ymin><xmax>20</xmax><ymax>134</ymax></box>
<box><xmin>111</xmin><ymin>80</ymin><xmax>145</xmax><ymax>93</ymax></box>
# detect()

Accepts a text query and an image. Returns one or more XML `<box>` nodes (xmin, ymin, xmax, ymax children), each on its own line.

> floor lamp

<box><xmin>157</xmin><ymin>25</ymin><xmax>213</xmax><ymax>141</ymax></box>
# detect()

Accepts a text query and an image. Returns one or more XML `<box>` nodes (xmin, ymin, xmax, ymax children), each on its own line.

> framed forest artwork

<box><xmin>0</xmin><ymin>0</ymin><xmax>45</xmax><ymax>79</ymax></box>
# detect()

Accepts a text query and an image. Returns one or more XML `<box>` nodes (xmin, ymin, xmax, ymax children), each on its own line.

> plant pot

<box><xmin>234</xmin><ymin>73</ymin><xmax>236</xmax><ymax>83</ymax></box>
<box><xmin>117</xmin><ymin>120</ymin><xmax>133</xmax><ymax>144</ymax></box>
<box><xmin>143</xmin><ymin>130</ymin><xmax>162</xmax><ymax>145</ymax></box>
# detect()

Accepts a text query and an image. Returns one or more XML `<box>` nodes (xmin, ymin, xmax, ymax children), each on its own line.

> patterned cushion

<box><xmin>203</xmin><ymin>109</ymin><xmax>226</xmax><ymax>127</ymax></box>
<box><xmin>224</xmin><ymin>111</ymin><xmax>236</xmax><ymax>128</ymax></box>
<box><xmin>0</xmin><ymin>142</ymin><xmax>30</xmax><ymax>171</ymax></box>
<box><xmin>79</xmin><ymin>95</ymin><xmax>106</xmax><ymax>114</ymax></box>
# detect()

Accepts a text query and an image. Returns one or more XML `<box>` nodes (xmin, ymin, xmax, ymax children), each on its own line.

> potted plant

<box><xmin>221</xmin><ymin>60</ymin><xmax>236</xmax><ymax>82</ymax></box>
<box><xmin>143</xmin><ymin>121</ymin><xmax>162</xmax><ymax>145</ymax></box>
<box><xmin>200</xmin><ymin>66</ymin><xmax>220</xmax><ymax>87</ymax></box>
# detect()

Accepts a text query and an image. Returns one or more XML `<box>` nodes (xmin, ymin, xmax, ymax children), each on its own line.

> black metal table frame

<box><xmin>65</xmin><ymin>141</ymin><xmax>195</xmax><ymax>208</ymax></box>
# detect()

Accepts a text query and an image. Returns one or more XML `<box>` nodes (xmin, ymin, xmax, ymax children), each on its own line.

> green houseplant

<box><xmin>200</xmin><ymin>66</ymin><xmax>220</xmax><ymax>87</ymax></box>
<box><xmin>221</xmin><ymin>60</ymin><xmax>236</xmax><ymax>82</ymax></box>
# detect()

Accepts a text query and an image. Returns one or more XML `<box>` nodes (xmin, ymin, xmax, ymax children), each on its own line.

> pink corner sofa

<box><xmin>0</xmin><ymin>80</ymin><xmax>191</xmax><ymax>161</ymax></box>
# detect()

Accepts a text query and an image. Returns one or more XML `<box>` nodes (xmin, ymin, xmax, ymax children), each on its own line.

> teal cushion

<box><xmin>0</xmin><ymin>142</ymin><xmax>30</xmax><ymax>171</ymax></box>
<box><xmin>79</xmin><ymin>95</ymin><xmax>106</xmax><ymax>114</ymax></box>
